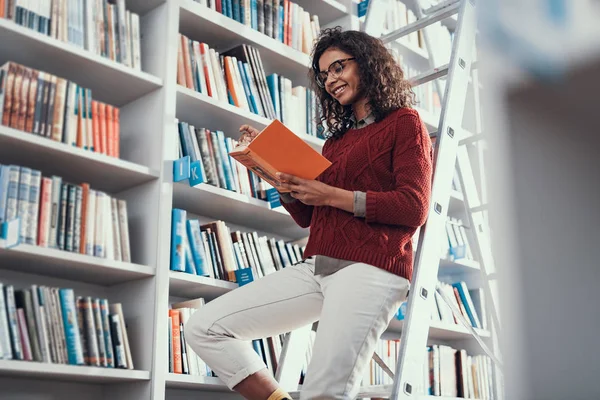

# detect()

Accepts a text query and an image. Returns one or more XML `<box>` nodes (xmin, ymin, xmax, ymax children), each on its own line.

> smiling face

<box><xmin>318</xmin><ymin>47</ymin><xmax>365</xmax><ymax>107</ymax></box>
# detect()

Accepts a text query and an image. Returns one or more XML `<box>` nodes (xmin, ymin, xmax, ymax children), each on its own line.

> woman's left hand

<box><xmin>277</xmin><ymin>173</ymin><xmax>335</xmax><ymax>206</ymax></box>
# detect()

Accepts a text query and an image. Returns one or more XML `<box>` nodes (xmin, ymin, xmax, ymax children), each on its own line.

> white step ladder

<box><xmin>280</xmin><ymin>1</ymin><xmax>505</xmax><ymax>398</ymax></box>
<box><xmin>363</xmin><ymin>0</ymin><xmax>504</xmax><ymax>398</ymax></box>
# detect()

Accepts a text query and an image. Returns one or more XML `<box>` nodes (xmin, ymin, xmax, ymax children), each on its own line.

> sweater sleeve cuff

<box><xmin>353</xmin><ymin>191</ymin><xmax>366</xmax><ymax>218</ymax></box>
<box><xmin>365</xmin><ymin>191</ymin><xmax>378</xmax><ymax>223</ymax></box>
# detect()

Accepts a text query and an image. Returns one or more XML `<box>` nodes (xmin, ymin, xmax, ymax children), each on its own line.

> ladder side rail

<box><xmin>389</xmin><ymin>1</ymin><xmax>478</xmax><ymax>398</ymax></box>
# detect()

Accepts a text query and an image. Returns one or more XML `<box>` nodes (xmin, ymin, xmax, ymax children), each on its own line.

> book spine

<box><xmin>59</xmin><ymin>288</ymin><xmax>84</xmax><ymax>365</ymax></box>
<box><xmin>16</xmin><ymin>166</ymin><xmax>31</xmax><ymax>243</ymax></box>
<box><xmin>26</xmin><ymin>169</ymin><xmax>41</xmax><ymax>245</ymax></box>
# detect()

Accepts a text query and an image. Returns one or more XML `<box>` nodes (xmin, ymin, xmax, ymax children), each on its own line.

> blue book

<box><xmin>237</xmin><ymin>61</ymin><xmax>256</xmax><ymax>114</ymax></box>
<box><xmin>232</xmin><ymin>0</ymin><xmax>240</xmax><ymax>22</ymax></box>
<box><xmin>59</xmin><ymin>288</ymin><xmax>85</xmax><ymax>365</ymax></box>
<box><xmin>216</xmin><ymin>131</ymin><xmax>235</xmax><ymax>191</ymax></box>
<box><xmin>452</xmin><ymin>282</ymin><xmax>482</xmax><ymax>329</ymax></box>
<box><xmin>170</xmin><ymin>209</ymin><xmax>187</xmax><ymax>272</ymax></box>
<box><xmin>251</xmin><ymin>0</ymin><xmax>258</xmax><ymax>30</ymax></box>
<box><xmin>242</xmin><ymin>62</ymin><xmax>261</xmax><ymax>116</ymax></box>
<box><xmin>187</xmin><ymin>220</ymin><xmax>210</xmax><ymax>276</ymax></box>
<box><xmin>184</xmin><ymin>230</ymin><xmax>196</xmax><ymax>275</ymax></box>
<box><xmin>266</xmin><ymin>74</ymin><xmax>280</xmax><ymax>120</ymax></box>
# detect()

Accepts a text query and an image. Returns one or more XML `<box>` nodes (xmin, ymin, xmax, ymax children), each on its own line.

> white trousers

<box><xmin>185</xmin><ymin>259</ymin><xmax>410</xmax><ymax>400</ymax></box>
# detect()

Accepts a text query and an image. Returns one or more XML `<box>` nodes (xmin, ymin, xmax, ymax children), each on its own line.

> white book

<box><xmin>47</xmin><ymin>176</ymin><xmax>62</xmax><ymax>248</ymax></box>
<box><xmin>85</xmin><ymin>189</ymin><xmax>96</xmax><ymax>255</ymax></box>
<box><xmin>126</xmin><ymin>10</ymin><xmax>133</xmax><ymax>68</ymax></box>
<box><xmin>26</xmin><ymin>169</ymin><xmax>41</xmax><ymax>245</ymax></box>
<box><xmin>131</xmin><ymin>13</ymin><xmax>141</xmax><ymax>70</ymax></box>
<box><xmin>104</xmin><ymin>194</ymin><xmax>114</xmax><ymax>260</ymax></box>
<box><xmin>116</xmin><ymin>0</ymin><xmax>128</xmax><ymax>66</ymax></box>
<box><xmin>192</xmin><ymin>41</ymin><xmax>207</xmax><ymax>95</ymax></box>
<box><xmin>84</xmin><ymin>0</ymin><xmax>96</xmax><ymax>53</ymax></box>
<box><xmin>110</xmin><ymin>197</ymin><xmax>122</xmax><ymax>261</ymax></box>
<box><xmin>117</xmin><ymin>199</ymin><xmax>131</xmax><ymax>263</ymax></box>
<box><xmin>94</xmin><ymin>191</ymin><xmax>105</xmax><ymax>258</ymax></box>
<box><xmin>30</xmin><ymin>285</ymin><xmax>51</xmax><ymax>363</ymax></box>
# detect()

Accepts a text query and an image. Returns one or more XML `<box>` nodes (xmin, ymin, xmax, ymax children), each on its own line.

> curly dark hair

<box><xmin>309</xmin><ymin>27</ymin><xmax>416</xmax><ymax>139</ymax></box>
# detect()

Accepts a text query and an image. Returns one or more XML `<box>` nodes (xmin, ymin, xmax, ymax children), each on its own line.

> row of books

<box><xmin>1</xmin><ymin>0</ymin><xmax>142</xmax><ymax>70</ymax></box>
<box><xmin>0</xmin><ymin>163</ymin><xmax>131</xmax><ymax>262</ymax></box>
<box><xmin>365</xmin><ymin>339</ymin><xmax>495</xmax><ymax>399</ymax></box>
<box><xmin>191</xmin><ymin>0</ymin><xmax>321</xmax><ymax>55</ymax></box>
<box><xmin>176</xmin><ymin>121</ymin><xmax>274</xmax><ymax>203</ymax></box>
<box><xmin>445</xmin><ymin>217</ymin><xmax>473</xmax><ymax>261</ymax></box>
<box><xmin>0</xmin><ymin>62</ymin><xmax>121</xmax><ymax>158</ymax></box>
<box><xmin>170</xmin><ymin>209</ymin><xmax>306</xmax><ymax>283</ymax></box>
<box><xmin>167</xmin><ymin>295</ymin><xmax>312</xmax><ymax>386</ymax></box>
<box><xmin>397</xmin><ymin>280</ymin><xmax>486</xmax><ymax>331</ymax></box>
<box><xmin>0</xmin><ymin>282</ymin><xmax>133</xmax><ymax>369</ymax></box>
<box><xmin>177</xmin><ymin>38</ymin><xmax>322</xmax><ymax>138</ymax></box>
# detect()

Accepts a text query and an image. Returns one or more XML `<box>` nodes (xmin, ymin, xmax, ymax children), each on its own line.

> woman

<box><xmin>185</xmin><ymin>27</ymin><xmax>433</xmax><ymax>400</ymax></box>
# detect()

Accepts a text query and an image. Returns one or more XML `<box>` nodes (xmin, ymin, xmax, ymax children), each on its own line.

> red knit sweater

<box><xmin>282</xmin><ymin>107</ymin><xmax>433</xmax><ymax>281</ymax></box>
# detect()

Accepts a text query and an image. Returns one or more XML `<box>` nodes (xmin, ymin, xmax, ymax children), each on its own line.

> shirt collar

<box><xmin>350</xmin><ymin>112</ymin><xmax>375</xmax><ymax>129</ymax></box>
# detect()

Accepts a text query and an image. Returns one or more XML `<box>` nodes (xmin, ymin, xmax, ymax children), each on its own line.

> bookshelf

<box><xmin>0</xmin><ymin>0</ymin><xmax>494</xmax><ymax>399</ymax></box>
<box><xmin>0</xmin><ymin>19</ymin><xmax>163</xmax><ymax>107</ymax></box>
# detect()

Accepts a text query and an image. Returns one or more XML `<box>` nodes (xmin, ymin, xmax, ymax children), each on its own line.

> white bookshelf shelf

<box><xmin>0</xmin><ymin>244</ymin><xmax>155</xmax><ymax>285</ymax></box>
<box><xmin>166</xmin><ymin>373</ymin><xmax>229</xmax><ymax>390</ymax></box>
<box><xmin>0</xmin><ymin>126</ymin><xmax>159</xmax><ymax>193</ymax></box>
<box><xmin>179</xmin><ymin>0</ymin><xmax>311</xmax><ymax>86</ymax></box>
<box><xmin>172</xmin><ymin>182</ymin><xmax>308</xmax><ymax>240</ymax></box>
<box><xmin>0</xmin><ymin>19</ymin><xmax>163</xmax><ymax>107</ymax></box>
<box><xmin>293</xmin><ymin>0</ymin><xmax>349</xmax><ymax>26</ymax></box>
<box><xmin>169</xmin><ymin>271</ymin><xmax>238</xmax><ymax>300</ymax></box>
<box><xmin>0</xmin><ymin>360</ymin><xmax>150</xmax><ymax>383</ymax></box>
<box><xmin>386</xmin><ymin>319</ymin><xmax>490</xmax><ymax>341</ymax></box>
<box><xmin>439</xmin><ymin>257</ymin><xmax>479</xmax><ymax>275</ymax></box>
<box><xmin>176</xmin><ymin>86</ymin><xmax>325</xmax><ymax>152</ymax></box>
<box><xmin>127</xmin><ymin>0</ymin><xmax>166</xmax><ymax>15</ymax></box>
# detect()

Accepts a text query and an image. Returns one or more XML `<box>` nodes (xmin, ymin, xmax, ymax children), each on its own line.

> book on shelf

<box><xmin>1</xmin><ymin>0</ymin><xmax>142</xmax><ymax>70</ymax></box>
<box><xmin>229</xmin><ymin>119</ymin><xmax>331</xmax><ymax>192</ymax></box>
<box><xmin>176</xmin><ymin>120</ymin><xmax>277</xmax><ymax>204</ymax></box>
<box><xmin>167</xmin><ymin>295</ymin><xmax>309</xmax><ymax>385</ymax></box>
<box><xmin>366</xmin><ymin>338</ymin><xmax>496</xmax><ymax>399</ymax></box>
<box><xmin>177</xmin><ymin>37</ymin><xmax>323</xmax><ymax>138</ymax></box>
<box><xmin>0</xmin><ymin>163</ymin><xmax>131</xmax><ymax>262</ymax></box>
<box><xmin>190</xmin><ymin>0</ymin><xmax>321</xmax><ymax>56</ymax></box>
<box><xmin>0</xmin><ymin>281</ymin><xmax>133</xmax><ymax>369</ymax></box>
<box><xmin>397</xmin><ymin>279</ymin><xmax>487</xmax><ymax>331</ymax></box>
<box><xmin>0</xmin><ymin>62</ymin><xmax>121</xmax><ymax>158</ymax></box>
<box><xmin>170</xmin><ymin>208</ymin><xmax>306</xmax><ymax>283</ymax></box>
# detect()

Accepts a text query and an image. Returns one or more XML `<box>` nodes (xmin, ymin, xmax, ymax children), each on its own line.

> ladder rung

<box><xmin>380</xmin><ymin>1</ymin><xmax>460</xmax><ymax>44</ymax></box>
<box><xmin>409</xmin><ymin>64</ymin><xmax>449</xmax><ymax>87</ymax></box>
<box><xmin>469</xmin><ymin>204</ymin><xmax>488</xmax><ymax>213</ymax></box>
<box><xmin>422</xmin><ymin>0</ymin><xmax>461</xmax><ymax>15</ymax></box>
<box><xmin>289</xmin><ymin>384</ymin><xmax>393</xmax><ymax>399</ymax></box>
<box><xmin>459</xmin><ymin>133</ymin><xmax>484</xmax><ymax>146</ymax></box>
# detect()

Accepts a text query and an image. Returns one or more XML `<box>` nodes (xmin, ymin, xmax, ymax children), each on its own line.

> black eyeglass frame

<box><xmin>315</xmin><ymin>57</ymin><xmax>356</xmax><ymax>88</ymax></box>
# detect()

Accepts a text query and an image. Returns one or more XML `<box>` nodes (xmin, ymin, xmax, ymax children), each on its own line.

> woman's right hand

<box><xmin>239</xmin><ymin>124</ymin><xmax>260</xmax><ymax>145</ymax></box>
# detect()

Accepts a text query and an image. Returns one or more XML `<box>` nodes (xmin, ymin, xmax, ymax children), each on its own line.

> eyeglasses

<box><xmin>315</xmin><ymin>57</ymin><xmax>356</xmax><ymax>88</ymax></box>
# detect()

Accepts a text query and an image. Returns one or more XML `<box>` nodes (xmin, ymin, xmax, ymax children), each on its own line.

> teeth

<box><xmin>334</xmin><ymin>85</ymin><xmax>346</xmax><ymax>95</ymax></box>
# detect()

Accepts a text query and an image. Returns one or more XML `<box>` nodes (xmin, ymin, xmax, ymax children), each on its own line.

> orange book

<box><xmin>228</xmin><ymin>119</ymin><xmax>331</xmax><ymax>192</ymax></box>
<box><xmin>112</xmin><ymin>107</ymin><xmax>119</xmax><ymax>158</ymax></box>
<box><xmin>169</xmin><ymin>309</ymin><xmax>182</xmax><ymax>374</ymax></box>
<box><xmin>92</xmin><ymin>101</ymin><xmax>100</xmax><ymax>152</ymax></box>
